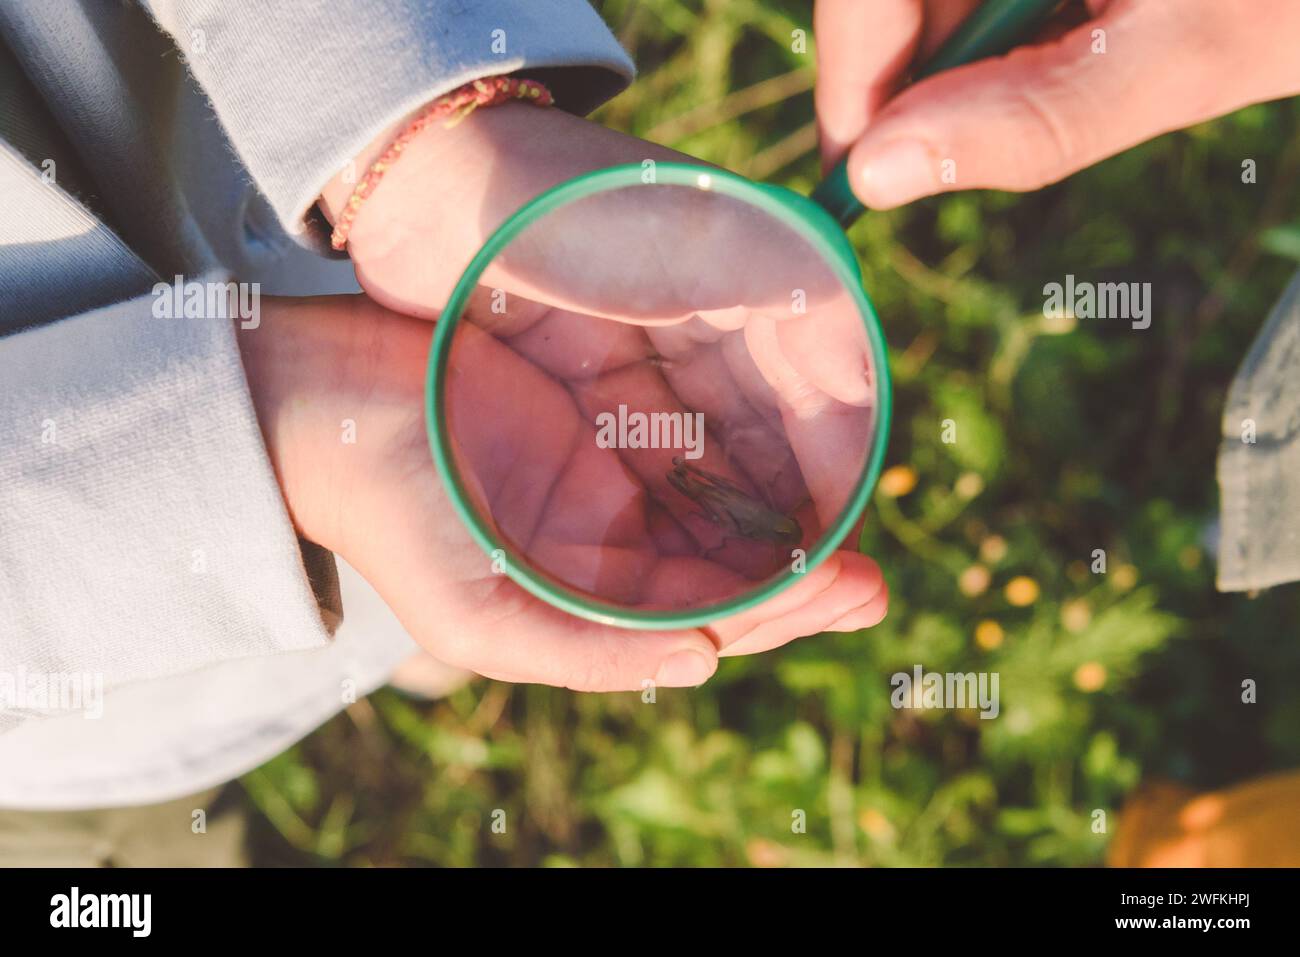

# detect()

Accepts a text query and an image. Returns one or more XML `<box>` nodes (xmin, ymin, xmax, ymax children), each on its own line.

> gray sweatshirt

<box><xmin>0</xmin><ymin>0</ymin><xmax>632</xmax><ymax>808</ymax></box>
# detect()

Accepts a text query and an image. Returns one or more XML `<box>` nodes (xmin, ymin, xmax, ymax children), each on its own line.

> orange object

<box><xmin>1108</xmin><ymin>770</ymin><xmax>1300</xmax><ymax>867</ymax></box>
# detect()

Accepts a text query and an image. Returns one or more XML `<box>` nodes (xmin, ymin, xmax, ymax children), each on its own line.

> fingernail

<box><xmin>859</xmin><ymin>140</ymin><xmax>937</xmax><ymax>207</ymax></box>
<box><xmin>655</xmin><ymin>649</ymin><xmax>716</xmax><ymax>687</ymax></box>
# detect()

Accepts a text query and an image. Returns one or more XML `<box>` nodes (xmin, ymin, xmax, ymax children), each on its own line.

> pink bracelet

<box><xmin>330</xmin><ymin>76</ymin><xmax>554</xmax><ymax>252</ymax></box>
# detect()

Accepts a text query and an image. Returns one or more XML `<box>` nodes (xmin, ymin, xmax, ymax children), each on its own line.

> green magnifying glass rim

<box><xmin>425</xmin><ymin>161</ymin><xmax>893</xmax><ymax>630</ymax></box>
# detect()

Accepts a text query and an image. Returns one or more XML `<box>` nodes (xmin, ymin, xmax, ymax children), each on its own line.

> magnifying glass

<box><xmin>425</xmin><ymin>0</ymin><xmax>1060</xmax><ymax>629</ymax></box>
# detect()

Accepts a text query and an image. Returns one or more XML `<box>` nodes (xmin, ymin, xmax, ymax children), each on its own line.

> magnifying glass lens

<box><xmin>433</xmin><ymin>173</ymin><xmax>882</xmax><ymax>620</ymax></box>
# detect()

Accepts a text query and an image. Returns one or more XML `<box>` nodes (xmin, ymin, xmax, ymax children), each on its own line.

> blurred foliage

<box><xmin>244</xmin><ymin>0</ymin><xmax>1300</xmax><ymax>866</ymax></box>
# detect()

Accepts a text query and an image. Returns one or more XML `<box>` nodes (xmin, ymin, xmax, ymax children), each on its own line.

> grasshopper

<box><xmin>666</xmin><ymin>456</ymin><xmax>802</xmax><ymax>547</ymax></box>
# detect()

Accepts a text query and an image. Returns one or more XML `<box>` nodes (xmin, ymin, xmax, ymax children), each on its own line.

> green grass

<box><xmin>244</xmin><ymin>0</ymin><xmax>1300</xmax><ymax>866</ymax></box>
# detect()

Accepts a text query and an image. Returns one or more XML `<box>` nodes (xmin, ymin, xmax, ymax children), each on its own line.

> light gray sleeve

<box><xmin>1216</xmin><ymin>269</ymin><xmax>1300</xmax><ymax>592</ymax></box>
<box><xmin>138</xmin><ymin>0</ymin><xmax>635</xmax><ymax>243</ymax></box>
<box><xmin>0</xmin><ymin>282</ymin><xmax>334</xmax><ymax>732</ymax></box>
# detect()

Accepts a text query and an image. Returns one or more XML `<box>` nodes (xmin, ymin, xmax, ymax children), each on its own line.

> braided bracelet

<box><xmin>330</xmin><ymin>76</ymin><xmax>554</xmax><ymax>251</ymax></box>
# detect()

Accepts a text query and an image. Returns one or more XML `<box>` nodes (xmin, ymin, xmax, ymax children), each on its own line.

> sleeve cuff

<box><xmin>141</xmin><ymin>0</ymin><xmax>635</xmax><ymax>251</ymax></box>
<box><xmin>0</xmin><ymin>276</ymin><xmax>335</xmax><ymax>726</ymax></box>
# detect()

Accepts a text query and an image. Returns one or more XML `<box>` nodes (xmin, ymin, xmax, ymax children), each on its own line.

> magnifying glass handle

<box><xmin>810</xmin><ymin>0</ymin><xmax>1064</xmax><ymax>226</ymax></box>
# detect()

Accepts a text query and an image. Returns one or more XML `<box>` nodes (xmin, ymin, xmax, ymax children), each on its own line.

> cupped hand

<box><xmin>239</xmin><ymin>295</ymin><xmax>889</xmax><ymax>693</ymax></box>
<box><xmin>320</xmin><ymin>98</ymin><xmax>883</xmax><ymax>516</ymax></box>
<box><xmin>311</xmin><ymin>101</ymin><xmax>891</xmax><ymax>676</ymax></box>
<box><xmin>447</xmin><ymin>283</ymin><xmax>876</xmax><ymax>597</ymax></box>
<box><xmin>815</xmin><ymin>0</ymin><xmax>1300</xmax><ymax>209</ymax></box>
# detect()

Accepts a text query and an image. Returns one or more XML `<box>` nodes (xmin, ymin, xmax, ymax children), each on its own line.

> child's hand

<box><xmin>310</xmin><ymin>101</ymin><xmax>889</xmax><ymax>683</ymax></box>
<box><xmin>320</xmin><ymin>99</ymin><xmax>881</xmax><ymax>535</ymax></box>
<box><xmin>814</xmin><ymin>0</ymin><xmax>1300</xmax><ymax>209</ymax></box>
<box><xmin>319</xmin><ymin>101</ymin><xmax>854</xmax><ymax>327</ymax></box>
<box><xmin>239</xmin><ymin>295</ymin><xmax>888</xmax><ymax>692</ymax></box>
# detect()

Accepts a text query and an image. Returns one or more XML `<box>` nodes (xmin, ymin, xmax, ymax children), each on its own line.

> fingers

<box><xmin>436</xmin><ymin>550</ymin><xmax>886</xmax><ymax>691</ymax></box>
<box><xmin>741</xmin><ymin>315</ymin><xmax>875</xmax><ymax>528</ymax></box>
<box><xmin>766</xmin><ymin>291</ymin><xmax>875</xmax><ymax>409</ymax></box>
<box><xmin>823</xmin><ymin>584</ymin><xmax>890</xmax><ymax>632</ymax></box>
<box><xmin>442</xmin><ymin>584</ymin><xmax>721</xmax><ymax>691</ymax></box>
<box><xmin>813</xmin><ymin>0</ymin><xmax>984</xmax><ymax>167</ymax></box>
<box><xmin>434</xmin><ymin>548</ymin><xmax>885</xmax><ymax>690</ymax></box>
<box><xmin>743</xmin><ymin>316</ymin><xmax>835</xmax><ymax>420</ymax></box>
<box><xmin>781</xmin><ymin>398</ymin><xmax>873</xmax><ymax>531</ymax></box>
<box><xmin>480</xmin><ymin>163</ymin><xmax>843</xmax><ymax>326</ymax></box>
<box><xmin>489</xmin><ymin>185</ymin><xmax>837</xmax><ymax>324</ymax></box>
<box><xmin>712</xmin><ymin>551</ymin><xmax>888</xmax><ymax>656</ymax></box>
<box><xmin>815</xmin><ymin>0</ymin><xmax>925</xmax><ymax>168</ymax></box>
<box><xmin>844</xmin><ymin>0</ymin><xmax>1241</xmax><ymax>209</ymax></box>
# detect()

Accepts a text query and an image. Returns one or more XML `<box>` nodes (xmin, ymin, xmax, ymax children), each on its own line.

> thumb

<box><xmin>379</xmin><ymin>572</ymin><xmax>723</xmax><ymax>692</ymax></box>
<box><xmin>814</xmin><ymin>0</ymin><xmax>927</xmax><ymax>169</ymax></box>
<box><xmin>845</xmin><ymin>0</ymin><xmax>1233</xmax><ymax>209</ymax></box>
